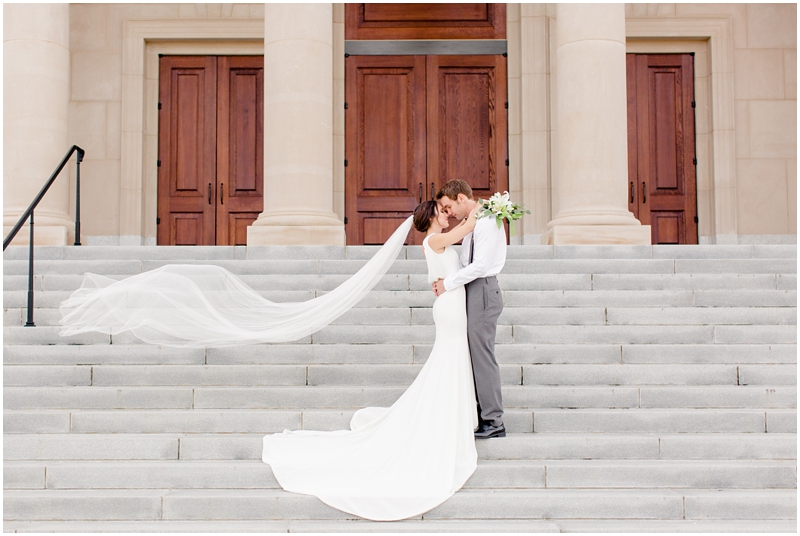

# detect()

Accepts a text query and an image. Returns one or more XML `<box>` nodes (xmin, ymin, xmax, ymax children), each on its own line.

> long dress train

<box><xmin>59</xmin><ymin>219</ymin><xmax>414</xmax><ymax>347</ymax></box>
<box><xmin>261</xmin><ymin>235</ymin><xmax>479</xmax><ymax>521</ymax></box>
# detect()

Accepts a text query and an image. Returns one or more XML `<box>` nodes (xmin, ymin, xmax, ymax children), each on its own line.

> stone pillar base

<box><xmin>543</xmin><ymin>225</ymin><xmax>652</xmax><ymax>245</ymax></box>
<box><xmin>248</xmin><ymin>224</ymin><xmax>345</xmax><ymax>246</ymax></box>
<box><xmin>3</xmin><ymin>225</ymin><xmax>68</xmax><ymax>246</ymax></box>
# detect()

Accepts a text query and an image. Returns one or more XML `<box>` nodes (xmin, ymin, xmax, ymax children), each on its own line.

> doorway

<box><xmin>345</xmin><ymin>54</ymin><xmax>508</xmax><ymax>245</ymax></box>
<box><xmin>157</xmin><ymin>55</ymin><xmax>264</xmax><ymax>245</ymax></box>
<box><xmin>627</xmin><ymin>53</ymin><xmax>699</xmax><ymax>244</ymax></box>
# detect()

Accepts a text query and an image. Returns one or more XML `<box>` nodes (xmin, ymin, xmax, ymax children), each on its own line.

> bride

<box><xmin>59</xmin><ymin>200</ymin><xmax>480</xmax><ymax>521</ymax></box>
<box><xmin>262</xmin><ymin>200</ymin><xmax>479</xmax><ymax>521</ymax></box>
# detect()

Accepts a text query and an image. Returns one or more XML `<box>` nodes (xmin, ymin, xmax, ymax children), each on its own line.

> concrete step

<box><xmin>3</xmin><ymin>488</ymin><xmax>796</xmax><ymax>521</ymax></box>
<box><xmin>3</xmin><ymin>460</ymin><xmax>543</xmax><ymax>491</ymax></box>
<box><xmin>6</xmin><ymin>289</ymin><xmax>797</xmax><ymax>319</ymax></box>
<box><xmin>4</xmin><ymin>317</ymin><xmax>797</xmax><ymax>346</ymax></box>
<box><xmin>7</xmin><ymin>433</ymin><xmax>794</xmax><ymax>462</ymax></box>
<box><xmin>3</xmin><ymin>273</ymin><xmax>797</xmax><ymax>308</ymax></box>
<box><xmin>3</xmin><ymin>519</ymin><xmax>797</xmax><ymax>533</ymax></box>
<box><xmin>2</xmin><ymin>365</ymin><xmax>522</xmax><ymax>388</ymax></box>
<box><xmin>531</xmin><ymin>409</ymin><xmax>796</xmax><ymax>433</ymax></box>
<box><xmin>4</xmin><ymin>242</ymin><xmax>795</xmax><ymax>260</ymax></box>
<box><xmin>4</xmin><ymin>243</ymin><xmax>795</xmax><ymax>262</ymax></box>
<box><xmin>5</xmin><ymin>408</ymin><xmax>796</xmax><ymax>435</ymax></box>
<box><xmin>5</xmin><ymin>460</ymin><xmax>796</xmax><ymax>491</ymax></box>
<box><xmin>2</xmin><ymin>409</ymin><xmax>533</xmax><ymax>434</ymax></box>
<box><xmin>3</xmin><ymin>363</ymin><xmax>796</xmax><ymax>387</ymax></box>
<box><xmin>3</xmin><ymin>257</ymin><xmax>796</xmax><ymax>277</ymax></box>
<box><xmin>5</xmin><ymin>285</ymin><xmax>797</xmax><ymax>317</ymax></box>
<box><xmin>7</xmin><ymin>302</ymin><xmax>796</xmax><ymax>328</ymax></box>
<box><xmin>4</xmin><ymin>343</ymin><xmax>797</xmax><ymax>366</ymax></box>
<box><xmin>3</xmin><ymin>385</ymin><xmax>796</xmax><ymax>410</ymax></box>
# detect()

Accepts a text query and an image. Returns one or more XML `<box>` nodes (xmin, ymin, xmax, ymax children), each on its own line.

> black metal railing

<box><xmin>3</xmin><ymin>145</ymin><xmax>85</xmax><ymax>327</ymax></box>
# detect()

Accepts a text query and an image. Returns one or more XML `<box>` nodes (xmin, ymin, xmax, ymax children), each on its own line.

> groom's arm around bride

<box><xmin>433</xmin><ymin>180</ymin><xmax>507</xmax><ymax>439</ymax></box>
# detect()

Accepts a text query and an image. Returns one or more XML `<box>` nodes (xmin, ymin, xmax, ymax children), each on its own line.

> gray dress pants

<box><xmin>465</xmin><ymin>275</ymin><xmax>504</xmax><ymax>427</ymax></box>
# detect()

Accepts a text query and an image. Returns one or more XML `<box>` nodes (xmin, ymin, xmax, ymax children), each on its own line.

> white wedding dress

<box><xmin>261</xmin><ymin>234</ymin><xmax>479</xmax><ymax>521</ymax></box>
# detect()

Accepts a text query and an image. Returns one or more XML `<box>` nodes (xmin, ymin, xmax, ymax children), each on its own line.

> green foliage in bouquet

<box><xmin>476</xmin><ymin>192</ymin><xmax>531</xmax><ymax>236</ymax></box>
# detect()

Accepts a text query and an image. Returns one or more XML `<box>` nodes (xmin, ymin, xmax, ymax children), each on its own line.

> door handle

<box><xmin>642</xmin><ymin>182</ymin><xmax>647</xmax><ymax>203</ymax></box>
<box><xmin>220</xmin><ymin>183</ymin><xmax>224</xmax><ymax>205</ymax></box>
<box><xmin>630</xmin><ymin>182</ymin><xmax>634</xmax><ymax>203</ymax></box>
<box><xmin>430</xmin><ymin>182</ymin><xmax>435</xmax><ymax>200</ymax></box>
<box><xmin>208</xmin><ymin>183</ymin><xmax>211</xmax><ymax>205</ymax></box>
<box><xmin>419</xmin><ymin>182</ymin><xmax>423</xmax><ymax>203</ymax></box>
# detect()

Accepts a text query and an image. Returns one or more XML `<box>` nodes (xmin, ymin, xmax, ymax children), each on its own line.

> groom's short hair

<box><xmin>436</xmin><ymin>180</ymin><xmax>473</xmax><ymax>201</ymax></box>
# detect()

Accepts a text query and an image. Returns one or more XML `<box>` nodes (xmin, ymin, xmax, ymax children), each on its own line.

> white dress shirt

<box><xmin>443</xmin><ymin>216</ymin><xmax>507</xmax><ymax>291</ymax></box>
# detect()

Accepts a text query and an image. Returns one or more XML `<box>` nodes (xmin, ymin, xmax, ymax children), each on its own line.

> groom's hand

<box><xmin>432</xmin><ymin>279</ymin><xmax>445</xmax><ymax>296</ymax></box>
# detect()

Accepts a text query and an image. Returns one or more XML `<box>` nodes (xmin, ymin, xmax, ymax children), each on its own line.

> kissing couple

<box><xmin>59</xmin><ymin>179</ymin><xmax>509</xmax><ymax>521</ymax></box>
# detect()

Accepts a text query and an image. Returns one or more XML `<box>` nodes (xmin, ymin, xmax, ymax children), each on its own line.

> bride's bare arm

<box><xmin>427</xmin><ymin>205</ymin><xmax>479</xmax><ymax>251</ymax></box>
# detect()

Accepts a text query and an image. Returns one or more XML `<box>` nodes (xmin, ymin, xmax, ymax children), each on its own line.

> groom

<box><xmin>432</xmin><ymin>180</ymin><xmax>506</xmax><ymax>439</ymax></box>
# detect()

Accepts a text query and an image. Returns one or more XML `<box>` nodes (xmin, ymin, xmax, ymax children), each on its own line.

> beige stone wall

<box><xmin>624</xmin><ymin>3</ymin><xmax>796</xmax><ymax>243</ymax></box>
<box><xmin>729</xmin><ymin>4</ymin><xmax>796</xmax><ymax>242</ymax></box>
<box><xmin>507</xmin><ymin>4</ymin><xmax>553</xmax><ymax>244</ymax></box>
<box><xmin>67</xmin><ymin>3</ymin><xmax>265</xmax><ymax>245</ymax></box>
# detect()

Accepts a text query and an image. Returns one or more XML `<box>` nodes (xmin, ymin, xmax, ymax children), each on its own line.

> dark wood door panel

<box><xmin>345</xmin><ymin>55</ymin><xmax>427</xmax><ymax>245</ymax></box>
<box><xmin>346</xmin><ymin>4</ymin><xmax>505</xmax><ymax>40</ymax></box>
<box><xmin>427</xmin><ymin>55</ymin><xmax>506</xmax><ymax>201</ymax></box>
<box><xmin>158</xmin><ymin>56</ymin><xmax>217</xmax><ymax>246</ymax></box>
<box><xmin>363</xmin><ymin>216</ymin><xmax>412</xmax><ymax>245</ymax></box>
<box><xmin>170</xmin><ymin>213</ymin><xmax>209</xmax><ymax>246</ymax></box>
<box><xmin>226</xmin><ymin>212</ymin><xmax>260</xmax><ymax>246</ymax></box>
<box><xmin>627</xmin><ymin>53</ymin><xmax>698</xmax><ymax>244</ymax></box>
<box><xmin>364</xmin><ymin>3</ymin><xmax>488</xmax><ymax>22</ymax></box>
<box><xmin>216</xmin><ymin>56</ymin><xmax>264</xmax><ymax>245</ymax></box>
<box><xmin>652</xmin><ymin>211</ymin><xmax>686</xmax><ymax>245</ymax></box>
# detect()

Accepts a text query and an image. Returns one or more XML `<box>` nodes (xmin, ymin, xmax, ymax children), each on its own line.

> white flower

<box><xmin>476</xmin><ymin>191</ymin><xmax>531</xmax><ymax>233</ymax></box>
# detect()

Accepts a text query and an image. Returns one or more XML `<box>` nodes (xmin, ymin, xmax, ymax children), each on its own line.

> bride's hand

<box><xmin>462</xmin><ymin>205</ymin><xmax>479</xmax><ymax>230</ymax></box>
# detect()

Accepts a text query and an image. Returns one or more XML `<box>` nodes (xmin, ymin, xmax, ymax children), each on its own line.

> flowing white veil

<box><xmin>59</xmin><ymin>217</ymin><xmax>414</xmax><ymax>348</ymax></box>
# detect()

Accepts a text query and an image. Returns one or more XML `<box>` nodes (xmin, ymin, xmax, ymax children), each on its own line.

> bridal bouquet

<box><xmin>477</xmin><ymin>191</ymin><xmax>530</xmax><ymax>234</ymax></box>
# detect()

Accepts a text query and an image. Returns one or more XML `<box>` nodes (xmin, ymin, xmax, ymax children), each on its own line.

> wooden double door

<box><xmin>627</xmin><ymin>53</ymin><xmax>698</xmax><ymax>244</ymax></box>
<box><xmin>345</xmin><ymin>54</ymin><xmax>508</xmax><ymax>245</ymax></box>
<box><xmin>157</xmin><ymin>56</ymin><xmax>264</xmax><ymax>245</ymax></box>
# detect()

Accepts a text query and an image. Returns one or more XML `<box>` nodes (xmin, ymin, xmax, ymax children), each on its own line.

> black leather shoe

<box><xmin>474</xmin><ymin>422</ymin><xmax>506</xmax><ymax>439</ymax></box>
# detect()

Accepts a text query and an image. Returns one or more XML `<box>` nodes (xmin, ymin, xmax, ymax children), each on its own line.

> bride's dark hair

<box><xmin>413</xmin><ymin>200</ymin><xmax>439</xmax><ymax>233</ymax></box>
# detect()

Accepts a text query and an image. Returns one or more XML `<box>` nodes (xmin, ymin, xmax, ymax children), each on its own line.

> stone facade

<box><xmin>3</xmin><ymin>3</ymin><xmax>796</xmax><ymax>246</ymax></box>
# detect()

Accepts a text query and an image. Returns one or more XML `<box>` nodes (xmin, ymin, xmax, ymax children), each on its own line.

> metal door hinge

<box><xmin>693</xmin><ymin>157</ymin><xmax>697</xmax><ymax>165</ymax></box>
<box><xmin>344</xmin><ymin>159</ymin><xmax>348</xmax><ymax>167</ymax></box>
<box><xmin>344</xmin><ymin>102</ymin><xmax>348</xmax><ymax>109</ymax></box>
<box><xmin>691</xmin><ymin>101</ymin><xmax>696</xmax><ymax>108</ymax></box>
<box><xmin>157</xmin><ymin>159</ymin><xmax>161</xmax><ymax>167</ymax></box>
<box><xmin>344</xmin><ymin>217</ymin><xmax>348</xmax><ymax>224</ymax></box>
<box><xmin>505</xmin><ymin>159</ymin><xmax>509</xmax><ymax>166</ymax></box>
<box><xmin>158</xmin><ymin>102</ymin><xmax>162</xmax><ymax>110</ymax></box>
<box><xmin>694</xmin><ymin>216</ymin><xmax>699</xmax><ymax>223</ymax></box>
<box><xmin>157</xmin><ymin>217</ymin><xmax>161</xmax><ymax>224</ymax></box>
<box><xmin>505</xmin><ymin>102</ymin><xmax>508</xmax><ymax>109</ymax></box>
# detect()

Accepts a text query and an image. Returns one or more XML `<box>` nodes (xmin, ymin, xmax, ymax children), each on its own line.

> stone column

<box><xmin>248</xmin><ymin>3</ymin><xmax>346</xmax><ymax>246</ymax></box>
<box><xmin>3</xmin><ymin>4</ymin><xmax>72</xmax><ymax>246</ymax></box>
<box><xmin>544</xmin><ymin>3</ymin><xmax>651</xmax><ymax>245</ymax></box>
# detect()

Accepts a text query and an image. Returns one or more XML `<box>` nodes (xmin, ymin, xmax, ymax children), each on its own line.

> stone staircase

<box><xmin>3</xmin><ymin>244</ymin><xmax>797</xmax><ymax>532</ymax></box>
